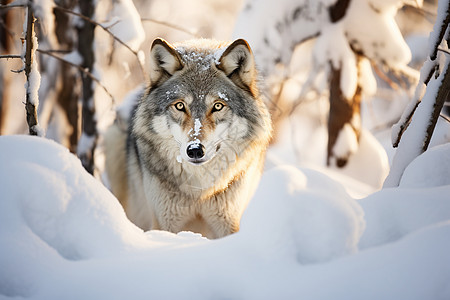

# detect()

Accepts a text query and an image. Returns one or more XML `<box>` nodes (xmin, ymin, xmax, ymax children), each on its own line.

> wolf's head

<box><xmin>133</xmin><ymin>38</ymin><xmax>271</xmax><ymax>176</ymax></box>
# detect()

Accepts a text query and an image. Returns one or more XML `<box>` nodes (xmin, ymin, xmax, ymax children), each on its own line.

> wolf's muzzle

<box><xmin>186</xmin><ymin>143</ymin><xmax>205</xmax><ymax>160</ymax></box>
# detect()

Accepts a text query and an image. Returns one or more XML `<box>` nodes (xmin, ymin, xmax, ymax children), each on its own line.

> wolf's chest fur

<box><xmin>104</xmin><ymin>38</ymin><xmax>272</xmax><ymax>239</ymax></box>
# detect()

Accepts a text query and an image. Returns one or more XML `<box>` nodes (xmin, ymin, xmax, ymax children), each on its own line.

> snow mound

<box><xmin>400</xmin><ymin>143</ymin><xmax>450</xmax><ymax>188</ymax></box>
<box><xmin>1</xmin><ymin>136</ymin><xmax>450</xmax><ymax>299</ymax></box>
<box><xmin>241</xmin><ymin>165</ymin><xmax>365</xmax><ymax>264</ymax></box>
<box><xmin>359</xmin><ymin>185</ymin><xmax>450</xmax><ymax>249</ymax></box>
<box><xmin>0</xmin><ymin>135</ymin><xmax>147</xmax><ymax>262</ymax></box>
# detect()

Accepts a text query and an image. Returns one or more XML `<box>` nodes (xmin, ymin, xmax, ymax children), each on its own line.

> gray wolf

<box><xmin>104</xmin><ymin>38</ymin><xmax>272</xmax><ymax>239</ymax></box>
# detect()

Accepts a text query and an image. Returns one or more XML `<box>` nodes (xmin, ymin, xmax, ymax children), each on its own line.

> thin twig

<box><xmin>0</xmin><ymin>2</ymin><xmax>27</xmax><ymax>9</ymax></box>
<box><xmin>438</xmin><ymin>48</ymin><xmax>450</xmax><ymax>55</ymax></box>
<box><xmin>11</xmin><ymin>67</ymin><xmax>24</xmax><ymax>73</ymax></box>
<box><xmin>39</xmin><ymin>49</ymin><xmax>72</xmax><ymax>54</ymax></box>
<box><xmin>141</xmin><ymin>18</ymin><xmax>200</xmax><ymax>38</ymax></box>
<box><xmin>0</xmin><ymin>54</ymin><xmax>22</xmax><ymax>59</ymax></box>
<box><xmin>53</xmin><ymin>4</ymin><xmax>147</xmax><ymax>81</ymax></box>
<box><xmin>37</xmin><ymin>48</ymin><xmax>115</xmax><ymax>103</ymax></box>
<box><xmin>372</xmin><ymin>63</ymin><xmax>400</xmax><ymax>90</ymax></box>
<box><xmin>440</xmin><ymin>113</ymin><xmax>450</xmax><ymax>123</ymax></box>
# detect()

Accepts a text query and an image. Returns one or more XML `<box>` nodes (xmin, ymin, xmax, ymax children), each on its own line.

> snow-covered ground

<box><xmin>1</xmin><ymin>135</ymin><xmax>449</xmax><ymax>299</ymax></box>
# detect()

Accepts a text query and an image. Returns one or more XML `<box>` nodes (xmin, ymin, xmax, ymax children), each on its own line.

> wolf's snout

<box><xmin>187</xmin><ymin>144</ymin><xmax>205</xmax><ymax>160</ymax></box>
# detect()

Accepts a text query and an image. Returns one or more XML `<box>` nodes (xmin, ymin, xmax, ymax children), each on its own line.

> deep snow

<box><xmin>1</xmin><ymin>135</ymin><xmax>449</xmax><ymax>299</ymax></box>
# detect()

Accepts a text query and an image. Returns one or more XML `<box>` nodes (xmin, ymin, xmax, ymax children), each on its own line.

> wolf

<box><xmin>104</xmin><ymin>38</ymin><xmax>272</xmax><ymax>239</ymax></box>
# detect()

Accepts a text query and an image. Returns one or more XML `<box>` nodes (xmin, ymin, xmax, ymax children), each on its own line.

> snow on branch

<box><xmin>391</xmin><ymin>0</ymin><xmax>449</xmax><ymax>147</ymax></box>
<box><xmin>23</xmin><ymin>1</ymin><xmax>43</xmax><ymax>136</ymax></box>
<box><xmin>384</xmin><ymin>0</ymin><xmax>450</xmax><ymax>188</ymax></box>
<box><xmin>236</xmin><ymin>0</ymin><xmax>421</xmax><ymax>168</ymax></box>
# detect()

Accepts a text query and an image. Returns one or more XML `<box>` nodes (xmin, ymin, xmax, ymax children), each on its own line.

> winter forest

<box><xmin>1</xmin><ymin>0</ymin><xmax>450</xmax><ymax>298</ymax></box>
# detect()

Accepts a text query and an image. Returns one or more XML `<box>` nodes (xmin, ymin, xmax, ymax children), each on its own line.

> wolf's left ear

<box><xmin>149</xmin><ymin>38</ymin><xmax>184</xmax><ymax>86</ymax></box>
<box><xmin>217</xmin><ymin>39</ymin><xmax>257</xmax><ymax>96</ymax></box>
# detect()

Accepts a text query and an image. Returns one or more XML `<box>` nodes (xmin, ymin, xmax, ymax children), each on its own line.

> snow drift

<box><xmin>1</xmin><ymin>135</ymin><xmax>450</xmax><ymax>299</ymax></box>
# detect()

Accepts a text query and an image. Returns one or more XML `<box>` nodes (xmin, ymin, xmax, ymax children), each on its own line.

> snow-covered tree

<box><xmin>384</xmin><ymin>0</ymin><xmax>449</xmax><ymax>187</ymax></box>
<box><xmin>0</xmin><ymin>0</ymin><xmax>146</xmax><ymax>174</ymax></box>
<box><xmin>234</xmin><ymin>0</ymin><xmax>420</xmax><ymax>167</ymax></box>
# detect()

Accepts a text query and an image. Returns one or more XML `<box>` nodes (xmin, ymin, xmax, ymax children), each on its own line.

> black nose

<box><xmin>187</xmin><ymin>144</ymin><xmax>205</xmax><ymax>159</ymax></box>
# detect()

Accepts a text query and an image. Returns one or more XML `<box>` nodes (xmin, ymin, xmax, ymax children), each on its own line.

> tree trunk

<box><xmin>0</xmin><ymin>0</ymin><xmax>13</xmax><ymax>134</ymax></box>
<box><xmin>54</xmin><ymin>0</ymin><xmax>79</xmax><ymax>152</ymax></box>
<box><xmin>77</xmin><ymin>0</ymin><xmax>97</xmax><ymax>174</ymax></box>
<box><xmin>327</xmin><ymin>59</ymin><xmax>362</xmax><ymax>167</ymax></box>
<box><xmin>423</xmin><ymin>59</ymin><xmax>450</xmax><ymax>151</ymax></box>
<box><xmin>24</xmin><ymin>1</ymin><xmax>40</xmax><ymax>136</ymax></box>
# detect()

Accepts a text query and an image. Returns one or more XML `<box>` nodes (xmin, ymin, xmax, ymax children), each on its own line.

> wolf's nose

<box><xmin>187</xmin><ymin>144</ymin><xmax>205</xmax><ymax>159</ymax></box>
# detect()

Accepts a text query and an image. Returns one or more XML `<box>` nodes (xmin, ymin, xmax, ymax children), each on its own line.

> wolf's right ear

<box><xmin>149</xmin><ymin>38</ymin><xmax>184</xmax><ymax>86</ymax></box>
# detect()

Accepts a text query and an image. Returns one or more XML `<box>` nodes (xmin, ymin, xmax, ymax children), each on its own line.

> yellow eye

<box><xmin>212</xmin><ymin>102</ymin><xmax>224</xmax><ymax>112</ymax></box>
<box><xmin>175</xmin><ymin>102</ymin><xmax>185</xmax><ymax>112</ymax></box>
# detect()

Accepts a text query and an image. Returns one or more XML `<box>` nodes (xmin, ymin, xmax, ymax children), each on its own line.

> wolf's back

<box><xmin>104</xmin><ymin>121</ymin><xmax>128</xmax><ymax>208</ymax></box>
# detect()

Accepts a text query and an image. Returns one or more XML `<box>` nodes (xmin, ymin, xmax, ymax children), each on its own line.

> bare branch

<box><xmin>438</xmin><ymin>48</ymin><xmax>450</xmax><ymax>56</ymax></box>
<box><xmin>53</xmin><ymin>4</ymin><xmax>147</xmax><ymax>81</ymax></box>
<box><xmin>429</xmin><ymin>4</ymin><xmax>450</xmax><ymax>60</ymax></box>
<box><xmin>0</xmin><ymin>2</ymin><xmax>27</xmax><ymax>9</ymax></box>
<box><xmin>141</xmin><ymin>18</ymin><xmax>200</xmax><ymax>38</ymax></box>
<box><xmin>372</xmin><ymin>63</ymin><xmax>400</xmax><ymax>90</ymax></box>
<box><xmin>392</xmin><ymin>61</ymin><xmax>436</xmax><ymax>147</ymax></box>
<box><xmin>423</xmin><ymin>60</ymin><xmax>450</xmax><ymax>152</ymax></box>
<box><xmin>0</xmin><ymin>54</ymin><xmax>21</xmax><ymax>59</ymax></box>
<box><xmin>36</xmin><ymin>48</ymin><xmax>115</xmax><ymax>103</ymax></box>
<box><xmin>11</xmin><ymin>67</ymin><xmax>25</xmax><ymax>73</ymax></box>
<box><xmin>440</xmin><ymin>113</ymin><xmax>450</xmax><ymax>123</ymax></box>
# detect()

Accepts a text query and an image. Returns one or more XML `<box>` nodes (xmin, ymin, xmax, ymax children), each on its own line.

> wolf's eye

<box><xmin>174</xmin><ymin>102</ymin><xmax>186</xmax><ymax>112</ymax></box>
<box><xmin>212</xmin><ymin>102</ymin><xmax>224</xmax><ymax>112</ymax></box>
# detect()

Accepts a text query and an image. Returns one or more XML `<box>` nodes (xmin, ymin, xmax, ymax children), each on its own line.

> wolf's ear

<box><xmin>149</xmin><ymin>38</ymin><xmax>184</xmax><ymax>86</ymax></box>
<box><xmin>217</xmin><ymin>39</ymin><xmax>257</xmax><ymax>96</ymax></box>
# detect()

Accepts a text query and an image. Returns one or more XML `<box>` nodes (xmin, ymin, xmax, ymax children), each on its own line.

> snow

<box><xmin>358</xmin><ymin>57</ymin><xmax>377</xmax><ymax>96</ymax></box>
<box><xmin>24</xmin><ymin>30</ymin><xmax>41</xmax><ymax>108</ymax></box>
<box><xmin>76</xmin><ymin>132</ymin><xmax>96</xmax><ymax>157</ymax></box>
<box><xmin>1</xmin><ymin>0</ymin><xmax>450</xmax><ymax>298</ymax></box>
<box><xmin>1</xmin><ymin>134</ymin><xmax>450</xmax><ymax>299</ymax></box>
<box><xmin>193</xmin><ymin>118</ymin><xmax>202</xmax><ymax>137</ymax></box>
<box><xmin>218</xmin><ymin>91</ymin><xmax>229</xmax><ymax>101</ymax></box>
<box><xmin>399</xmin><ymin>143</ymin><xmax>450</xmax><ymax>188</ymax></box>
<box><xmin>428</xmin><ymin>0</ymin><xmax>450</xmax><ymax>59</ymax></box>
<box><xmin>313</xmin><ymin>22</ymin><xmax>358</xmax><ymax>100</ymax></box>
<box><xmin>390</xmin><ymin>56</ymin><xmax>433</xmax><ymax>146</ymax></box>
<box><xmin>331</xmin><ymin>123</ymin><xmax>358</xmax><ymax>161</ymax></box>
<box><xmin>33</xmin><ymin>0</ymin><xmax>57</xmax><ymax>46</ymax></box>
<box><xmin>384</xmin><ymin>54</ymin><xmax>449</xmax><ymax>187</ymax></box>
<box><xmin>344</xmin><ymin>0</ymin><xmax>412</xmax><ymax>69</ymax></box>
<box><xmin>107</xmin><ymin>0</ymin><xmax>145</xmax><ymax>52</ymax></box>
